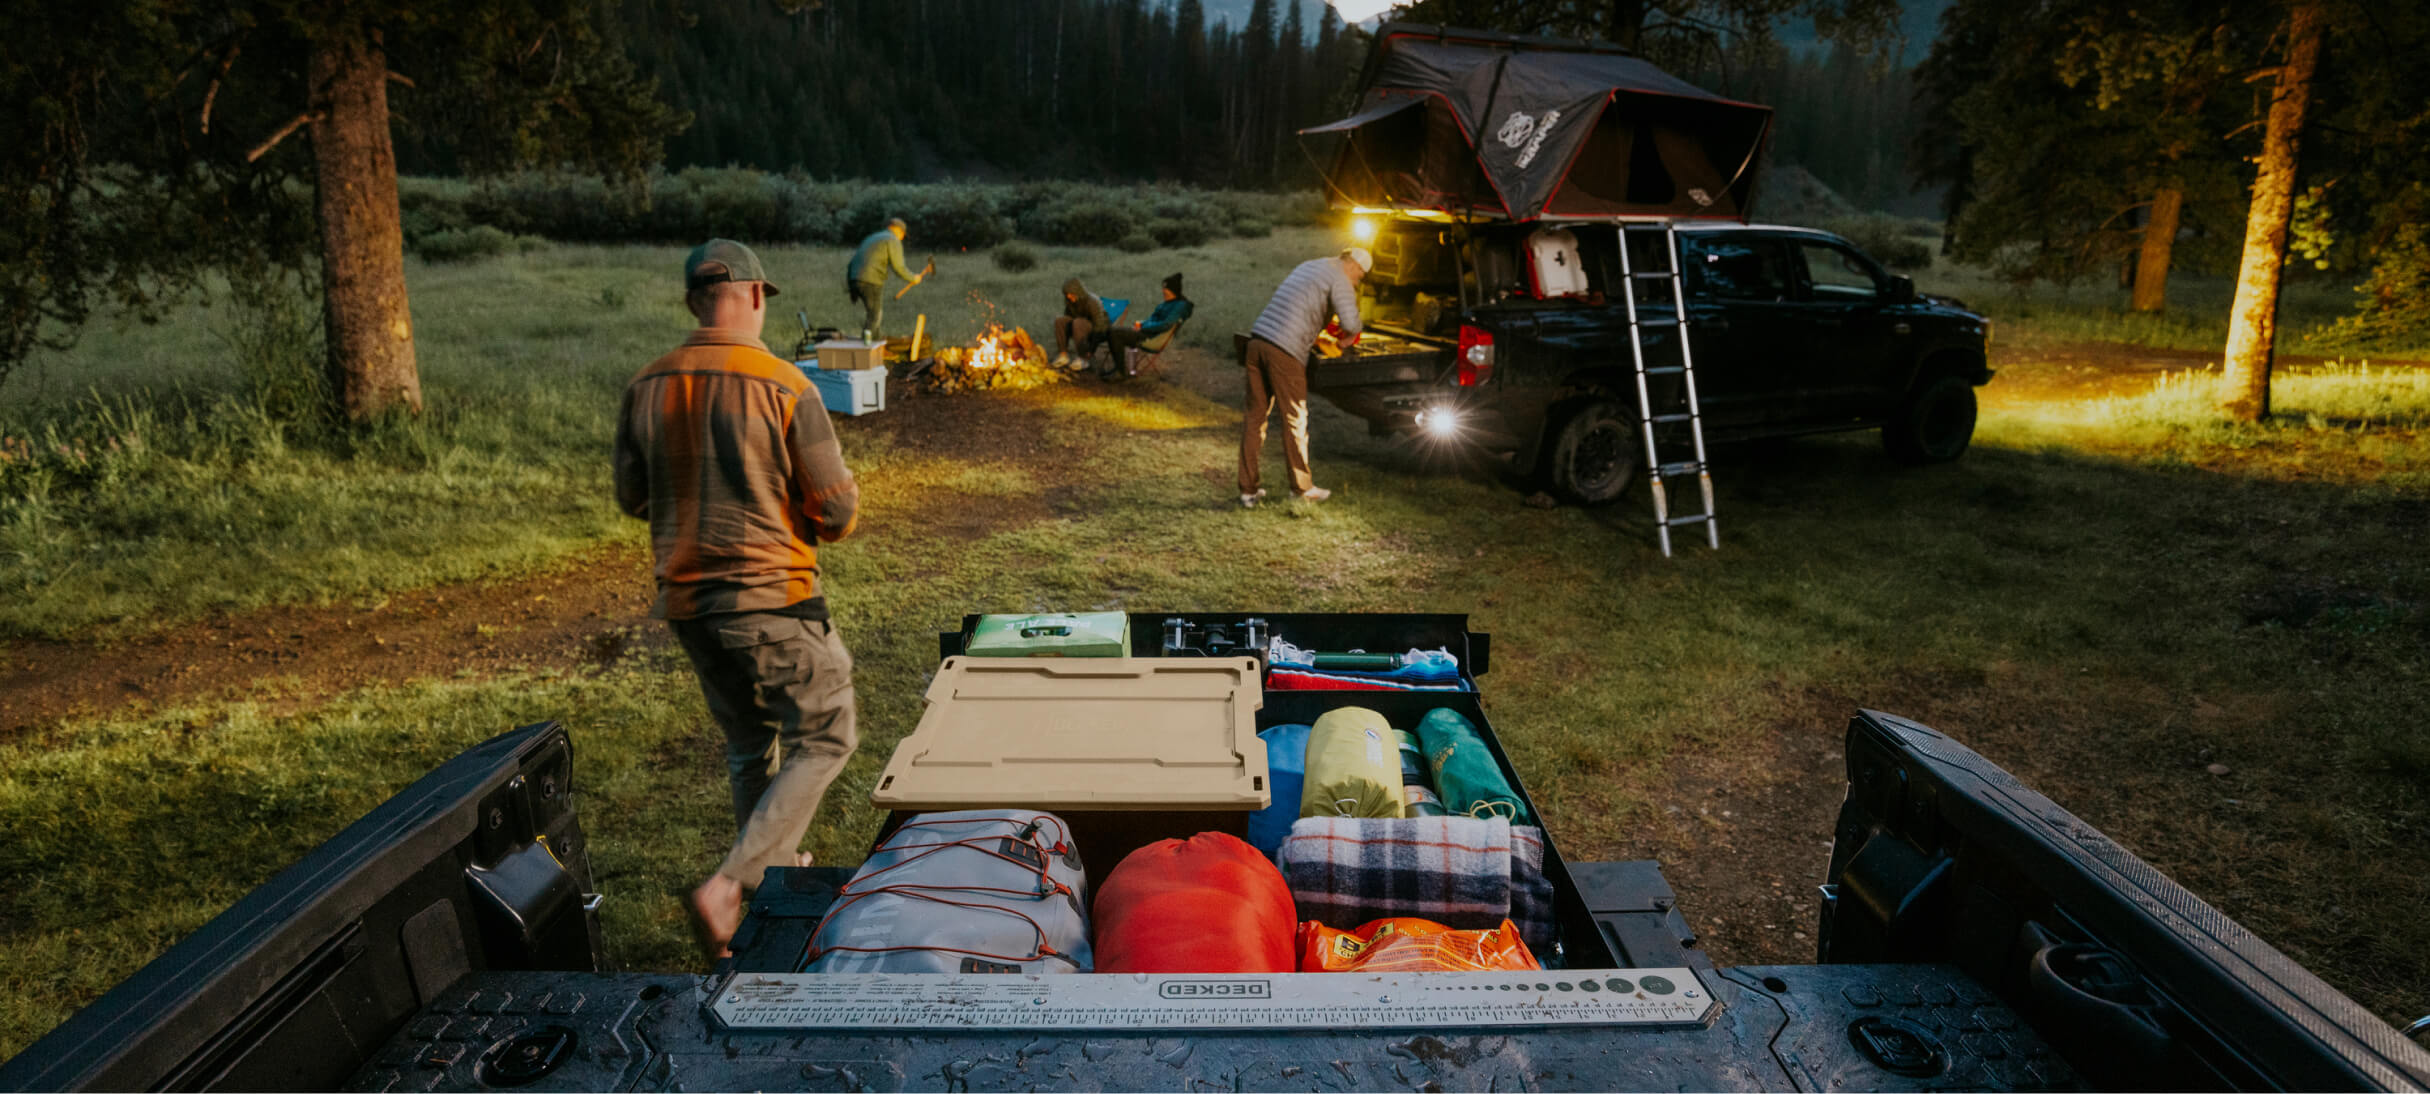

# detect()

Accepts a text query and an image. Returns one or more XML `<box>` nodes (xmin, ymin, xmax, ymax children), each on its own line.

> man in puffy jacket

<box><xmin>1098</xmin><ymin>272</ymin><xmax>1193</xmax><ymax>380</ymax></box>
<box><xmin>1051</xmin><ymin>276</ymin><xmax>1112</xmax><ymax>369</ymax></box>
<box><xmin>1238</xmin><ymin>247</ymin><xmax>1368</xmax><ymax>507</ymax></box>
<box><xmin>844</xmin><ymin>218</ymin><xmax>921</xmax><ymax>339</ymax></box>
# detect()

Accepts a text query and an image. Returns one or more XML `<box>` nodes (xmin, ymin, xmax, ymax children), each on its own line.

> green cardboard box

<box><xmin>964</xmin><ymin>612</ymin><xmax>1131</xmax><ymax>657</ymax></box>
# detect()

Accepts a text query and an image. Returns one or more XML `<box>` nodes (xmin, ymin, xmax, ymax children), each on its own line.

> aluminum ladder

<box><xmin>1616</xmin><ymin>221</ymin><xmax>1718</xmax><ymax>556</ymax></box>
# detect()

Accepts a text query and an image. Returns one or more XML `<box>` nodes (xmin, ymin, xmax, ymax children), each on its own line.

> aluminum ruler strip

<box><xmin>710</xmin><ymin>970</ymin><xmax>1715</xmax><ymax>1031</ymax></box>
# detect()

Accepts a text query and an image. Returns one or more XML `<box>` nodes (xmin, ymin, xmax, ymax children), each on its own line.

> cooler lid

<box><xmin>871</xmin><ymin>657</ymin><xmax>1269</xmax><ymax>811</ymax></box>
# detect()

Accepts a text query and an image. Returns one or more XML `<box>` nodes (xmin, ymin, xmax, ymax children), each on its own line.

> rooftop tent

<box><xmin>1301</xmin><ymin>24</ymin><xmax>1773</xmax><ymax>221</ymax></box>
<box><xmin>1299</xmin><ymin>92</ymin><xmax>1499</xmax><ymax>215</ymax></box>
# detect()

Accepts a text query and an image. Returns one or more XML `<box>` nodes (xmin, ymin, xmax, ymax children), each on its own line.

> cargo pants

<box><xmin>1240</xmin><ymin>336</ymin><xmax>1315</xmax><ymax>495</ymax></box>
<box><xmin>847</xmin><ymin>279</ymin><xmax>884</xmax><ymax>340</ymax></box>
<box><xmin>670</xmin><ymin>612</ymin><xmax>859</xmax><ymax>890</ymax></box>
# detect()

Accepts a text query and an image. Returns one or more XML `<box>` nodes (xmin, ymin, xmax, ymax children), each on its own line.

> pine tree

<box><xmin>0</xmin><ymin>0</ymin><xmax>682</xmax><ymax>415</ymax></box>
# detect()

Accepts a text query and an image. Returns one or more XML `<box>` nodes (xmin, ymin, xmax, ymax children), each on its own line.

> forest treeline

<box><xmin>513</xmin><ymin>0</ymin><xmax>1925</xmax><ymax>215</ymax></box>
<box><xmin>525</xmin><ymin>0</ymin><xmax>1365</xmax><ymax>189</ymax></box>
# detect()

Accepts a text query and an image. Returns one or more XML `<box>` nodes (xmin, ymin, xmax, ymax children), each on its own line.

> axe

<box><xmin>894</xmin><ymin>255</ymin><xmax>938</xmax><ymax>300</ymax></box>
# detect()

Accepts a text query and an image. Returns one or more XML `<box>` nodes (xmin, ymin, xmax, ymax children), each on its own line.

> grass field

<box><xmin>2</xmin><ymin>232</ymin><xmax>2426</xmax><ymax>1060</ymax></box>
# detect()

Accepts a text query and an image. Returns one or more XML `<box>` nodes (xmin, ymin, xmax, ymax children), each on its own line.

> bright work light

<box><xmin>1349</xmin><ymin>216</ymin><xmax>1377</xmax><ymax>243</ymax></box>
<box><xmin>1415</xmin><ymin>407</ymin><xmax>1460</xmax><ymax>437</ymax></box>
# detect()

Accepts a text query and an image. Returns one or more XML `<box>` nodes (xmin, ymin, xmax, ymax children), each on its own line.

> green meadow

<box><xmin>2</xmin><ymin>229</ymin><xmax>2424</xmax><ymax>1057</ymax></box>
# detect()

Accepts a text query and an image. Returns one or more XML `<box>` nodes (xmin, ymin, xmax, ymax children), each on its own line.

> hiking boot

<box><xmin>1295</xmin><ymin>486</ymin><xmax>1332</xmax><ymax>503</ymax></box>
<box><xmin>1238</xmin><ymin>488</ymin><xmax>1267</xmax><ymax>509</ymax></box>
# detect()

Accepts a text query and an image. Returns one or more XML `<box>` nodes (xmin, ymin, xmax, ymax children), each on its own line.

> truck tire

<box><xmin>1882</xmin><ymin>375</ymin><xmax>1976</xmax><ymax>465</ymax></box>
<box><xmin>1547</xmin><ymin>401</ymin><xmax>1639</xmax><ymax>505</ymax></box>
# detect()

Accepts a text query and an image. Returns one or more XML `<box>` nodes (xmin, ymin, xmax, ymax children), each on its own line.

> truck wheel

<box><xmin>1882</xmin><ymin>375</ymin><xmax>1976</xmax><ymax>465</ymax></box>
<box><xmin>1548</xmin><ymin>401</ymin><xmax>1640</xmax><ymax>505</ymax></box>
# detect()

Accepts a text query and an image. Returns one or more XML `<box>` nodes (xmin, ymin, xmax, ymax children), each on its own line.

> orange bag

<box><xmin>1094</xmin><ymin>832</ymin><xmax>1296</xmax><ymax>973</ymax></box>
<box><xmin>1297</xmin><ymin>917</ymin><xmax>1541</xmax><ymax>973</ymax></box>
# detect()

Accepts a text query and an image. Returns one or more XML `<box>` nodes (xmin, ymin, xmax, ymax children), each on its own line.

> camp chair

<box><xmin>1124</xmin><ymin>318</ymin><xmax>1188</xmax><ymax>379</ymax></box>
<box><xmin>1068</xmin><ymin>297</ymin><xmax>1129</xmax><ymax>372</ymax></box>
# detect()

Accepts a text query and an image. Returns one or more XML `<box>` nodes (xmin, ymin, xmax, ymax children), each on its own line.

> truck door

<box><xmin>1677</xmin><ymin>233</ymin><xmax>1803</xmax><ymax>428</ymax></box>
<box><xmin>1787</xmin><ymin>238</ymin><xmax>1901</xmax><ymax>422</ymax></box>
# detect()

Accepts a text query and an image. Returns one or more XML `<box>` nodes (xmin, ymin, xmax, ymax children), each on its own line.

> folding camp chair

<box><xmin>1124</xmin><ymin>318</ymin><xmax>1188</xmax><ymax>379</ymax></box>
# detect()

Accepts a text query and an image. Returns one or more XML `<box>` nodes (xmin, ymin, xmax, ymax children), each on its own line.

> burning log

<box><xmin>919</xmin><ymin>323</ymin><xmax>1078</xmax><ymax>395</ymax></box>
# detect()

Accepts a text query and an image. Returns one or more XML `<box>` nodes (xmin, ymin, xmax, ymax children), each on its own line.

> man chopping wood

<box><xmin>615</xmin><ymin>239</ymin><xmax>862</xmax><ymax>957</ymax></box>
<box><xmin>845</xmin><ymin>217</ymin><xmax>921</xmax><ymax>340</ymax></box>
<box><xmin>1238</xmin><ymin>247</ymin><xmax>1368</xmax><ymax>508</ymax></box>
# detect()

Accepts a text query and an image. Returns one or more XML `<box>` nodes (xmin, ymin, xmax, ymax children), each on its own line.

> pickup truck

<box><xmin>1315</xmin><ymin>219</ymin><xmax>1994</xmax><ymax>504</ymax></box>
<box><xmin>5</xmin><ymin>612</ymin><xmax>2422</xmax><ymax>1092</ymax></box>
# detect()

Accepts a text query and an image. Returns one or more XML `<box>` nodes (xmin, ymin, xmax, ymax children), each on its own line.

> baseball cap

<box><xmin>684</xmin><ymin>238</ymin><xmax>781</xmax><ymax>296</ymax></box>
<box><xmin>1342</xmin><ymin>247</ymin><xmax>1374</xmax><ymax>274</ymax></box>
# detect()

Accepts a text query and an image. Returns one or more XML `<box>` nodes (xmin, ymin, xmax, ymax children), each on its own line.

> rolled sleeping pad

<box><xmin>1415</xmin><ymin>707</ymin><xmax>1534</xmax><ymax>824</ymax></box>
<box><xmin>1312</xmin><ymin>652</ymin><xmax>1402</xmax><ymax>671</ymax></box>
<box><xmin>1300</xmin><ymin>706</ymin><xmax>1405</xmax><ymax>819</ymax></box>
<box><xmin>1246</xmin><ymin>723</ymin><xmax>1313</xmax><ymax>857</ymax></box>
<box><xmin>1401</xmin><ymin>783</ymin><xmax>1447</xmax><ymax>818</ymax></box>
<box><xmin>809</xmin><ymin>809</ymin><xmax>1092</xmax><ymax>974</ymax></box>
<box><xmin>1093</xmin><ymin>832</ymin><xmax>1297</xmax><ymax>973</ymax></box>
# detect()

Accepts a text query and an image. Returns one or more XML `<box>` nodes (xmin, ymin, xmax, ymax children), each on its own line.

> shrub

<box><xmin>906</xmin><ymin>184</ymin><xmax>1013</xmax><ymax>249</ymax></box>
<box><xmin>413</xmin><ymin>225</ymin><xmax>521</xmax><ymax>262</ymax></box>
<box><xmin>395</xmin><ymin>171</ymin><xmax>1327</xmax><ymax>250</ymax></box>
<box><xmin>219</xmin><ymin>271</ymin><xmax>328</xmax><ymax>429</ymax></box>
<box><xmin>397</xmin><ymin>181</ymin><xmax>475</xmax><ymax>249</ymax></box>
<box><xmin>992</xmin><ymin>242</ymin><xmax>1040</xmax><ymax>272</ymax></box>
<box><xmin>1822</xmin><ymin>214</ymin><xmax>1935</xmax><ymax>271</ymax></box>
<box><xmin>1117</xmin><ymin>232</ymin><xmax>1157</xmax><ymax>254</ymax></box>
<box><xmin>1147</xmin><ymin>217</ymin><xmax>1214</xmax><ymax>248</ymax></box>
<box><xmin>1268</xmin><ymin>190</ymin><xmax>1331</xmax><ymax>226</ymax></box>
<box><xmin>1019</xmin><ymin>199</ymin><xmax>1136</xmax><ymax>246</ymax></box>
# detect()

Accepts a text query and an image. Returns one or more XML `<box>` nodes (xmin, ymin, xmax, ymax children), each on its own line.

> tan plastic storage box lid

<box><xmin>871</xmin><ymin>657</ymin><xmax>1268</xmax><ymax>811</ymax></box>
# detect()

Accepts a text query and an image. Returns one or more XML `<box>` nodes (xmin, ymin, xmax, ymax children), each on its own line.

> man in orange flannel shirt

<box><xmin>613</xmin><ymin>239</ymin><xmax>862</xmax><ymax>956</ymax></box>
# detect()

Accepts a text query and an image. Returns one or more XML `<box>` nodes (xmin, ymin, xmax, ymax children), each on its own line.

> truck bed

<box><xmin>6</xmin><ymin>613</ymin><xmax>2422</xmax><ymax>1093</ymax></box>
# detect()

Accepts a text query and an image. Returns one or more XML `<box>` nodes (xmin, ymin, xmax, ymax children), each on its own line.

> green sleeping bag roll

<box><xmin>1415</xmin><ymin>707</ymin><xmax>1535</xmax><ymax>824</ymax></box>
<box><xmin>1299</xmin><ymin>707</ymin><xmax>1405</xmax><ymax>818</ymax></box>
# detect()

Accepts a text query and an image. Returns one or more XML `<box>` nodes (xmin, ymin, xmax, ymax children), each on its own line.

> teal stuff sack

<box><xmin>1414</xmin><ymin>708</ymin><xmax>1534</xmax><ymax>824</ymax></box>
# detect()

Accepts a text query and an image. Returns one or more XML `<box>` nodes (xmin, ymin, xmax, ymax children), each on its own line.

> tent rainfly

<box><xmin>1302</xmin><ymin>24</ymin><xmax>1775</xmax><ymax>222</ymax></box>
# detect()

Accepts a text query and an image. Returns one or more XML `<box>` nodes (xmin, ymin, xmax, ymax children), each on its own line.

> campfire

<box><xmin>917</xmin><ymin>322</ymin><xmax>1074</xmax><ymax>394</ymax></box>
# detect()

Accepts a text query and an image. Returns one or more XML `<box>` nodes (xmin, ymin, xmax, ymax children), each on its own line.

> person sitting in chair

<box><xmin>1051</xmin><ymin>277</ymin><xmax>1113</xmax><ymax>370</ymax></box>
<box><xmin>1097</xmin><ymin>273</ymin><xmax>1194</xmax><ymax>380</ymax></box>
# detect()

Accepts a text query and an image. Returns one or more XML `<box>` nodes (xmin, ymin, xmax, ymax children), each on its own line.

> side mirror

<box><xmin>1888</xmin><ymin>275</ymin><xmax>1917</xmax><ymax>303</ymax></box>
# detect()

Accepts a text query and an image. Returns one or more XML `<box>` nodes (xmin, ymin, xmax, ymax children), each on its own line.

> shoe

<box><xmin>1238</xmin><ymin>488</ymin><xmax>1267</xmax><ymax>509</ymax></box>
<box><xmin>1295</xmin><ymin>486</ymin><xmax>1332</xmax><ymax>503</ymax></box>
<box><xmin>1052</xmin><ymin>352</ymin><xmax>1072</xmax><ymax>368</ymax></box>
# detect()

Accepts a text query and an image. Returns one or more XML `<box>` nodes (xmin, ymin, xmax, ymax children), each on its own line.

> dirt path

<box><xmin>0</xmin><ymin>545</ymin><xmax>662</xmax><ymax>739</ymax></box>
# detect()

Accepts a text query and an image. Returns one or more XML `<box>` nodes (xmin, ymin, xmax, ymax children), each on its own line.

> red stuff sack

<box><xmin>1093</xmin><ymin>832</ymin><xmax>1296</xmax><ymax>973</ymax></box>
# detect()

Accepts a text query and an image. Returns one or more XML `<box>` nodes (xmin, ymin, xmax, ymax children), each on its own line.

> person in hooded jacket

<box><xmin>1096</xmin><ymin>273</ymin><xmax>1194</xmax><ymax>380</ymax></box>
<box><xmin>1052</xmin><ymin>277</ymin><xmax>1112</xmax><ymax>369</ymax></box>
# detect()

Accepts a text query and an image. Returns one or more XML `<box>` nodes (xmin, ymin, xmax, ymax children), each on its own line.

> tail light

<box><xmin>1456</xmin><ymin>325</ymin><xmax>1495</xmax><ymax>386</ymax></box>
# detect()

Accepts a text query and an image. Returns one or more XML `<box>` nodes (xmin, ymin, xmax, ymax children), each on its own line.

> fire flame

<box><xmin>967</xmin><ymin>323</ymin><xmax>1017</xmax><ymax>370</ymax></box>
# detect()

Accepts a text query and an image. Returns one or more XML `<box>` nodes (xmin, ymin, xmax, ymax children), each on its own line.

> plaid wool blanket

<box><xmin>1279</xmin><ymin>816</ymin><xmax>1558</xmax><ymax>956</ymax></box>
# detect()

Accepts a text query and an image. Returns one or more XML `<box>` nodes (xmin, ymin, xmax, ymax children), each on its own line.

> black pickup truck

<box><xmin>1316</xmin><ymin>219</ymin><xmax>1994</xmax><ymax>504</ymax></box>
<box><xmin>5</xmin><ymin>612</ymin><xmax>2424</xmax><ymax>1093</ymax></box>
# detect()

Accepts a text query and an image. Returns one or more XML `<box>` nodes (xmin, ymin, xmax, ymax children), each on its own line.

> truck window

<box><xmin>1685</xmin><ymin>237</ymin><xmax>1791</xmax><ymax>301</ymax></box>
<box><xmin>1795</xmin><ymin>241</ymin><xmax>1884</xmax><ymax>300</ymax></box>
